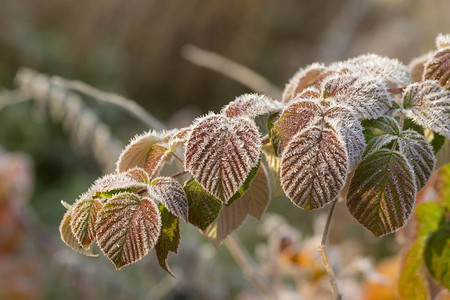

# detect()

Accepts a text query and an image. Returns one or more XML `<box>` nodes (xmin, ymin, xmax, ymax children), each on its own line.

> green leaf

<box><xmin>59</xmin><ymin>209</ymin><xmax>98</xmax><ymax>257</ymax></box>
<box><xmin>183</xmin><ymin>178</ymin><xmax>222</xmax><ymax>231</ymax></box>
<box><xmin>424</xmin><ymin>128</ymin><xmax>445</xmax><ymax>154</ymax></box>
<box><xmin>203</xmin><ymin>166</ymin><xmax>270</xmax><ymax>248</ymax></box>
<box><xmin>398</xmin><ymin>239</ymin><xmax>429</xmax><ymax>300</ymax></box>
<box><xmin>226</xmin><ymin>159</ymin><xmax>260</xmax><ymax>206</ymax></box>
<box><xmin>155</xmin><ymin>204</ymin><xmax>180</xmax><ymax>277</ymax></box>
<box><xmin>96</xmin><ymin>193</ymin><xmax>161</xmax><ymax>269</ymax></box>
<box><xmin>362</xmin><ymin>116</ymin><xmax>399</xmax><ymax>156</ymax></box>
<box><xmin>347</xmin><ymin>149</ymin><xmax>417</xmax><ymax>237</ymax></box>
<box><xmin>398</xmin><ymin>202</ymin><xmax>445</xmax><ymax>300</ymax></box>
<box><xmin>416</xmin><ymin>202</ymin><xmax>446</xmax><ymax>237</ymax></box>
<box><xmin>424</xmin><ymin>224</ymin><xmax>450</xmax><ymax>289</ymax></box>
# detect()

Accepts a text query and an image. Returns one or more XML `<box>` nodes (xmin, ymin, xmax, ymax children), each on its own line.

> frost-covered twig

<box><xmin>50</xmin><ymin>75</ymin><xmax>165</xmax><ymax>130</ymax></box>
<box><xmin>0</xmin><ymin>88</ymin><xmax>32</xmax><ymax>112</ymax></box>
<box><xmin>182</xmin><ymin>45</ymin><xmax>282</xmax><ymax>99</ymax></box>
<box><xmin>15</xmin><ymin>68</ymin><xmax>123</xmax><ymax>172</ymax></box>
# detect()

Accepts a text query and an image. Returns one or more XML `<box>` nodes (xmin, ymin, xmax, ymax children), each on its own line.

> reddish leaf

<box><xmin>70</xmin><ymin>196</ymin><xmax>103</xmax><ymax>249</ymax></box>
<box><xmin>96</xmin><ymin>193</ymin><xmax>161</xmax><ymax>269</ymax></box>
<box><xmin>222</xmin><ymin>94</ymin><xmax>282</xmax><ymax>119</ymax></box>
<box><xmin>60</xmin><ymin>209</ymin><xmax>98</xmax><ymax>257</ymax></box>
<box><xmin>272</xmin><ymin>99</ymin><xmax>322</xmax><ymax>151</ymax></box>
<box><xmin>281</xmin><ymin>125</ymin><xmax>348</xmax><ymax>210</ymax></box>
<box><xmin>282</xmin><ymin>63</ymin><xmax>336</xmax><ymax>103</ymax></box>
<box><xmin>185</xmin><ymin>114</ymin><xmax>261</xmax><ymax>203</ymax></box>
<box><xmin>423</xmin><ymin>48</ymin><xmax>450</xmax><ymax>89</ymax></box>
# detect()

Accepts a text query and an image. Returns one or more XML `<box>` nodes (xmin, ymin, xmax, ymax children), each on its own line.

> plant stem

<box><xmin>171</xmin><ymin>170</ymin><xmax>189</xmax><ymax>179</ymax></box>
<box><xmin>50</xmin><ymin>74</ymin><xmax>165</xmax><ymax>130</ymax></box>
<box><xmin>182</xmin><ymin>45</ymin><xmax>282</xmax><ymax>99</ymax></box>
<box><xmin>318</xmin><ymin>199</ymin><xmax>342</xmax><ymax>300</ymax></box>
<box><xmin>224</xmin><ymin>234</ymin><xmax>278</xmax><ymax>300</ymax></box>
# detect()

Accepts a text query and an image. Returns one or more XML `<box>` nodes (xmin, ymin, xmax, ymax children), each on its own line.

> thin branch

<box><xmin>182</xmin><ymin>45</ymin><xmax>282</xmax><ymax>99</ymax></box>
<box><xmin>50</xmin><ymin>75</ymin><xmax>165</xmax><ymax>130</ymax></box>
<box><xmin>224</xmin><ymin>234</ymin><xmax>278</xmax><ymax>300</ymax></box>
<box><xmin>318</xmin><ymin>199</ymin><xmax>342</xmax><ymax>300</ymax></box>
<box><xmin>171</xmin><ymin>170</ymin><xmax>189</xmax><ymax>179</ymax></box>
<box><xmin>0</xmin><ymin>88</ymin><xmax>32</xmax><ymax>112</ymax></box>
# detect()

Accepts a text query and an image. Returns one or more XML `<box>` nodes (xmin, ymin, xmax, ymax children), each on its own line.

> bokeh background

<box><xmin>0</xmin><ymin>0</ymin><xmax>449</xmax><ymax>299</ymax></box>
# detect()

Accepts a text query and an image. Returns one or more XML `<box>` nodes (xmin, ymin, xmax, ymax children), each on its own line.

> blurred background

<box><xmin>0</xmin><ymin>0</ymin><xmax>449</xmax><ymax>299</ymax></box>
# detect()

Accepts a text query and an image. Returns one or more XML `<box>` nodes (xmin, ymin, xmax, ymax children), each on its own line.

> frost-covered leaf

<box><xmin>332</xmin><ymin>54</ymin><xmax>411</xmax><ymax>88</ymax></box>
<box><xmin>329</xmin><ymin>108</ymin><xmax>366</xmax><ymax>170</ymax></box>
<box><xmin>272</xmin><ymin>99</ymin><xmax>322</xmax><ymax>151</ymax></box>
<box><xmin>116</xmin><ymin>131</ymin><xmax>162</xmax><ymax>172</ymax></box>
<box><xmin>59</xmin><ymin>209</ymin><xmax>98</xmax><ymax>257</ymax></box>
<box><xmin>143</xmin><ymin>144</ymin><xmax>172</xmax><ymax>179</ymax></box>
<box><xmin>398</xmin><ymin>130</ymin><xmax>436</xmax><ymax>190</ymax></box>
<box><xmin>423</xmin><ymin>48</ymin><xmax>450</xmax><ymax>89</ymax></box>
<box><xmin>281</xmin><ymin>125</ymin><xmax>348</xmax><ymax>210</ymax></box>
<box><xmin>70</xmin><ymin>195</ymin><xmax>103</xmax><ymax>249</ymax></box>
<box><xmin>96</xmin><ymin>192</ymin><xmax>161</xmax><ymax>269</ymax></box>
<box><xmin>91</xmin><ymin>172</ymin><xmax>148</xmax><ymax>199</ymax></box>
<box><xmin>409</xmin><ymin>52</ymin><xmax>434</xmax><ymax>83</ymax></box>
<box><xmin>116</xmin><ymin>130</ymin><xmax>175</xmax><ymax>178</ymax></box>
<box><xmin>398</xmin><ymin>239</ymin><xmax>429</xmax><ymax>300</ymax></box>
<box><xmin>185</xmin><ymin>114</ymin><xmax>261</xmax><ymax>203</ymax></box>
<box><xmin>347</xmin><ymin>149</ymin><xmax>416</xmax><ymax>237</ymax></box>
<box><xmin>149</xmin><ymin>177</ymin><xmax>188</xmax><ymax>222</ymax></box>
<box><xmin>183</xmin><ymin>178</ymin><xmax>222</xmax><ymax>230</ymax></box>
<box><xmin>362</xmin><ymin>116</ymin><xmax>400</xmax><ymax>156</ymax></box>
<box><xmin>203</xmin><ymin>166</ymin><xmax>270</xmax><ymax>248</ymax></box>
<box><xmin>222</xmin><ymin>94</ymin><xmax>282</xmax><ymax>119</ymax></box>
<box><xmin>282</xmin><ymin>63</ymin><xmax>326</xmax><ymax>103</ymax></box>
<box><xmin>403</xmin><ymin>81</ymin><xmax>450</xmax><ymax>137</ymax></box>
<box><xmin>126</xmin><ymin>167</ymin><xmax>149</xmax><ymax>184</ymax></box>
<box><xmin>424</xmin><ymin>224</ymin><xmax>450</xmax><ymax>289</ymax></box>
<box><xmin>323</xmin><ymin>75</ymin><xmax>391</xmax><ymax>119</ymax></box>
<box><xmin>436</xmin><ymin>33</ymin><xmax>450</xmax><ymax>50</ymax></box>
<box><xmin>155</xmin><ymin>204</ymin><xmax>180</xmax><ymax>277</ymax></box>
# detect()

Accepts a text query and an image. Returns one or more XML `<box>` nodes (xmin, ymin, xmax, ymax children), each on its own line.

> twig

<box><xmin>50</xmin><ymin>75</ymin><xmax>165</xmax><ymax>130</ymax></box>
<box><xmin>224</xmin><ymin>234</ymin><xmax>278</xmax><ymax>300</ymax></box>
<box><xmin>171</xmin><ymin>170</ymin><xmax>189</xmax><ymax>179</ymax></box>
<box><xmin>182</xmin><ymin>45</ymin><xmax>282</xmax><ymax>99</ymax></box>
<box><xmin>0</xmin><ymin>88</ymin><xmax>32</xmax><ymax>112</ymax></box>
<box><xmin>318</xmin><ymin>199</ymin><xmax>342</xmax><ymax>300</ymax></box>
